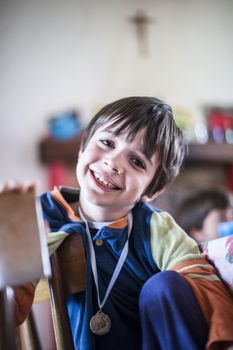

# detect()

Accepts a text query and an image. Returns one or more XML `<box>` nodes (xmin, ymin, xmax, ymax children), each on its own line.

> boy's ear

<box><xmin>140</xmin><ymin>189</ymin><xmax>164</xmax><ymax>203</ymax></box>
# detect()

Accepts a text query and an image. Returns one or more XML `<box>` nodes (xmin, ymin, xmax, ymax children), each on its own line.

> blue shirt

<box><xmin>41</xmin><ymin>188</ymin><xmax>160</xmax><ymax>350</ymax></box>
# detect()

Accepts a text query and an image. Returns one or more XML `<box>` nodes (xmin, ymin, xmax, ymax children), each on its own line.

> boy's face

<box><xmin>76</xmin><ymin>125</ymin><xmax>159</xmax><ymax>221</ymax></box>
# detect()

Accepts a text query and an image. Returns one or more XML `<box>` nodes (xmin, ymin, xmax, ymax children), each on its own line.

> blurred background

<box><xmin>1</xmin><ymin>0</ymin><xmax>233</xmax><ymax>348</ymax></box>
<box><xmin>1</xmin><ymin>0</ymin><xmax>233</xmax><ymax>194</ymax></box>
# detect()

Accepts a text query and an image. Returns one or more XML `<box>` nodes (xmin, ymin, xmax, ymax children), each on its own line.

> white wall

<box><xmin>1</xmin><ymin>0</ymin><xmax>233</xmax><ymax>192</ymax></box>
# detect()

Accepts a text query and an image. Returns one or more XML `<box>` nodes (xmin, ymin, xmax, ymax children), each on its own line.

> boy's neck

<box><xmin>78</xmin><ymin>194</ymin><xmax>131</xmax><ymax>222</ymax></box>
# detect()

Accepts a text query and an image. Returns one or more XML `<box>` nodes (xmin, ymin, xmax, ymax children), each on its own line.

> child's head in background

<box><xmin>176</xmin><ymin>189</ymin><xmax>233</xmax><ymax>242</ymax></box>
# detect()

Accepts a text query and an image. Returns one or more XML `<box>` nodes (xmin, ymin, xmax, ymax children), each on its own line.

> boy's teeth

<box><xmin>94</xmin><ymin>172</ymin><xmax>114</xmax><ymax>188</ymax></box>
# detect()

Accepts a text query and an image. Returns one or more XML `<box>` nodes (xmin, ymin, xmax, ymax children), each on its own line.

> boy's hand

<box><xmin>0</xmin><ymin>181</ymin><xmax>51</xmax><ymax>236</ymax></box>
<box><xmin>0</xmin><ymin>181</ymin><xmax>36</xmax><ymax>194</ymax></box>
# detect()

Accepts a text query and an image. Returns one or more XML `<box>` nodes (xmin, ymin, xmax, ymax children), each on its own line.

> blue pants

<box><xmin>139</xmin><ymin>271</ymin><xmax>208</xmax><ymax>350</ymax></box>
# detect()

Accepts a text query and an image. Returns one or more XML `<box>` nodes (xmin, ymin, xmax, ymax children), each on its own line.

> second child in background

<box><xmin>176</xmin><ymin>189</ymin><xmax>233</xmax><ymax>242</ymax></box>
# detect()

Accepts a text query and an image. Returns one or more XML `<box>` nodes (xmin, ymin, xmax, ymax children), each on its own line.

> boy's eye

<box><xmin>131</xmin><ymin>157</ymin><xmax>145</xmax><ymax>169</ymax></box>
<box><xmin>100</xmin><ymin>139</ymin><xmax>114</xmax><ymax>148</ymax></box>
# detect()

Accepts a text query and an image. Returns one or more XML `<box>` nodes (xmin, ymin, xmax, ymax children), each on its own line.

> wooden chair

<box><xmin>0</xmin><ymin>191</ymin><xmax>51</xmax><ymax>350</ymax></box>
<box><xmin>19</xmin><ymin>233</ymin><xmax>86</xmax><ymax>350</ymax></box>
<box><xmin>0</xmin><ymin>287</ymin><xmax>17</xmax><ymax>350</ymax></box>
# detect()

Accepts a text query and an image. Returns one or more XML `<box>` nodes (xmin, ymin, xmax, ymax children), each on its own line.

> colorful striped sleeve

<box><xmin>150</xmin><ymin>211</ymin><xmax>233</xmax><ymax>350</ymax></box>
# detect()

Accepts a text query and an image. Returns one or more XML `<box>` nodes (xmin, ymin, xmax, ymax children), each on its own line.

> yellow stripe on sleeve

<box><xmin>184</xmin><ymin>273</ymin><xmax>221</xmax><ymax>281</ymax></box>
<box><xmin>150</xmin><ymin>211</ymin><xmax>203</xmax><ymax>271</ymax></box>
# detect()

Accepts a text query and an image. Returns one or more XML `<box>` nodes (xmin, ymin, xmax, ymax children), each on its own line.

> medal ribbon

<box><xmin>80</xmin><ymin>210</ymin><xmax>133</xmax><ymax>310</ymax></box>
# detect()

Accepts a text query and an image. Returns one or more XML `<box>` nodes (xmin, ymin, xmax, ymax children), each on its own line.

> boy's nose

<box><xmin>103</xmin><ymin>156</ymin><xmax>124</xmax><ymax>175</ymax></box>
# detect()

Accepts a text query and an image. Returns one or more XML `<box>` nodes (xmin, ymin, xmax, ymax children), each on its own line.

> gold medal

<box><xmin>90</xmin><ymin>310</ymin><xmax>111</xmax><ymax>335</ymax></box>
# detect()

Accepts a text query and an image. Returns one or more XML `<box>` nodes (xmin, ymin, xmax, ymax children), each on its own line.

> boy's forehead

<box><xmin>97</xmin><ymin>124</ymin><xmax>146</xmax><ymax>147</ymax></box>
<box><xmin>94</xmin><ymin>124</ymin><xmax>158</xmax><ymax>162</ymax></box>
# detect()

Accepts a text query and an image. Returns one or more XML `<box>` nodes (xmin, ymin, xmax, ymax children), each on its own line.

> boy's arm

<box><xmin>13</xmin><ymin>283</ymin><xmax>35</xmax><ymax>325</ymax></box>
<box><xmin>171</xmin><ymin>258</ymin><xmax>233</xmax><ymax>350</ymax></box>
<box><xmin>150</xmin><ymin>211</ymin><xmax>233</xmax><ymax>350</ymax></box>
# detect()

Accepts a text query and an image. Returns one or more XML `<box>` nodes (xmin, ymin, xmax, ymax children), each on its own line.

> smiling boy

<box><xmin>77</xmin><ymin>127</ymin><xmax>159</xmax><ymax>222</ymax></box>
<box><xmin>13</xmin><ymin>97</ymin><xmax>233</xmax><ymax>349</ymax></box>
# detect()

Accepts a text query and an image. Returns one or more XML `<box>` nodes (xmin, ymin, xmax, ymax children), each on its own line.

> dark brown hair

<box><xmin>176</xmin><ymin>189</ymin><xmax>230</xmax><ymax>234</ymax></box>
<box><xmin>81</xmin><ymin>96</ymin><xmax>186</xmax><ymax>196</ymax></box>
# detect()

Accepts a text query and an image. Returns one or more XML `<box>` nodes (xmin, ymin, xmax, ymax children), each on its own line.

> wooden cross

<box><xmin>128</xmin><ymin>9</ymin><xmax>156</xmax><ymax>56</ymax></box>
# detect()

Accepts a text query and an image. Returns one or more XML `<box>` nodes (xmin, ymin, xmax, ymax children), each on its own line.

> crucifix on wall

<box><xmin>128</xmin><ymin>9</ymin><xmax>156</xmax><ymax>57</ymax></box>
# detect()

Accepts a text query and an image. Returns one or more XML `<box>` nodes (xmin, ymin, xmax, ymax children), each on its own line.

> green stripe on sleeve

<box><xmin>150</xmin><ymin>211</ymin><xmax>202</xmax><ymax>271</ymax></box>
<box><xmin>47</xmin><ymin>231</ymin><xmax>70</xmax><ymax>256</ymax></box>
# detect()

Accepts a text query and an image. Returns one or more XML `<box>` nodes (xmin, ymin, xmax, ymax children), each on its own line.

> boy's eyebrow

<box><xmin>100</xmin><ymin>127</ymin><xmax>154</xmax><ymax>163</ymax></box>
<box><xmin>139</xmin><ymin>149</ymin><xmax>154</xmax><ymax>165</ymax></box>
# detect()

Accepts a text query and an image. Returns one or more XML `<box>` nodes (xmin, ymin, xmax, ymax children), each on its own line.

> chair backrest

<box><xmin>0</xmin><ymin>191</ymin><xmax>51</xmax><ymax>350</ymax></box>
<box><xmin>34</xmin><ymin>233</ymin><xmax>86</xmax><ymax>303</ymax></box>
<box><xmin>21</xmin><ymin>233</ymin><xmax>86</xmax><ymax>350</ymax></box>
<box><xmin>0</xmin><ymin>191</ymin><xmax>51</xmax><ymax>289</ymax></box>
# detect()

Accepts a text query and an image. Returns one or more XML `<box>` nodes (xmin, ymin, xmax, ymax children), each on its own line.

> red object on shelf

<box><xmin>208</xmin><ymin>111</ymin><xmax>233</xmax><ymax>144</ymax></box>
<box><xmin>48</xmin><ymin>162</ymin><xmax>69</xmax><ymax>188</ymax></box>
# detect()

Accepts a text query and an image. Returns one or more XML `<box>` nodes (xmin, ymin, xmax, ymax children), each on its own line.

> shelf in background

<box><xmin>38</xmin><ymin>137</ymin><xmax>233</xmax><ymax>166</ymax></box>
<box><xmin>39</xmin><ymin>135</ymin><xmax>82</xmax><ymax>165</ymax></box>
<box><xmin>186</xmin><ymin>143</ymin><xmax>233</xmax><ymax>165</ymax></box>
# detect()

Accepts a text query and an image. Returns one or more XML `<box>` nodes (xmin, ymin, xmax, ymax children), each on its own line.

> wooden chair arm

<box><xmin>34</xmin><ymin>233</ymin><xmax>86</xmax><ymax>303</ymax></box>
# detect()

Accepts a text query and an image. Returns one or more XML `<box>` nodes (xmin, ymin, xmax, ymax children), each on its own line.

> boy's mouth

<box><xmin>91</xmin><ymin>171</ymin><xmax>120</xmax><ymax>190</ymax></box>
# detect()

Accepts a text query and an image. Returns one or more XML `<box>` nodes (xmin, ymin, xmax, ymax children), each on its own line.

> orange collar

<box><xmin>51</xmin><ymin>187</ymin><xmax>128</xmax><ymax>229</ymax></box>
